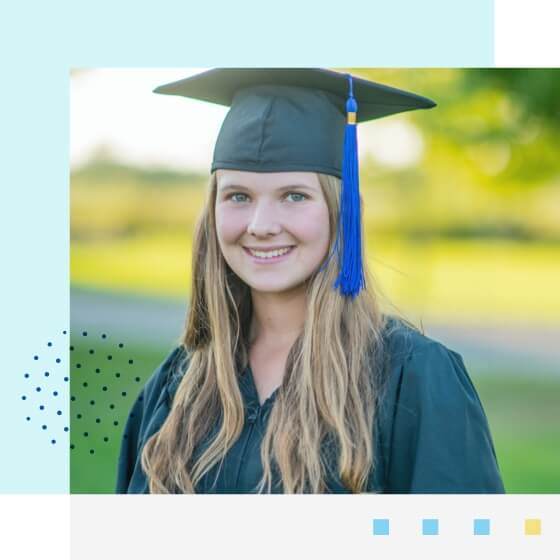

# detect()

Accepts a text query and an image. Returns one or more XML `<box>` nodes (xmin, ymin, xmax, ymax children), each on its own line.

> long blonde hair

<box><xmin>142</xmin><ymin>172</ymin><xmax>387</xmax><ymax>493</ymax></box>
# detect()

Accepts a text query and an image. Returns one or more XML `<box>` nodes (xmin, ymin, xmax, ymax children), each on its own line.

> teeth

<box><xmin>249</xmin><ymin>247</ymin><xmax>292</xmax><ymax>259</ymax></box>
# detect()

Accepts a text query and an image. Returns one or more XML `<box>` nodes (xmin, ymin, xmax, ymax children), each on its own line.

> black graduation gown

<box><xmin>116</xmin><ymin>320</ymin><xmax>505</xmax><ymax>493</ymax></box>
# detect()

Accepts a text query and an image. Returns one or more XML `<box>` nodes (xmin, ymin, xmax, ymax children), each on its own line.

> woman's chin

<box><xmin>247</xmin><ymin>279</ymin><xmax>306</xmax><ymax>295</ymax></box>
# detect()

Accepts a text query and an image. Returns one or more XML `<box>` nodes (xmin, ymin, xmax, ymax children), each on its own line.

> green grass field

<box><xmin>70</xmin><ymin>337</ymin><xmax>560</xmax><ymax>494</ymax></box>
<box><xmin>474</xmin><ymin>374</ymin><xmax>560</xmax><ymax>493</ymax></box>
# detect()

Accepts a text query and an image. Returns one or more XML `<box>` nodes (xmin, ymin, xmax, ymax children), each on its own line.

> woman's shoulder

<box><xmin>375</xmin><ymin>316</ymin><xmax>504</xmax><ymax>493</ymax></box>
<box><xmin>381</xmin><ymin>315</ymin><xmax>446</xmax><ymax>361</ymax></box>
<box><xmin>380</xmin><ymin>315</ymin><xmax>468</xmax><ymax>367</ymax></box>
<box><xmin>142</xmin><ymin>344</ymin><xmax>189</xmax><ymax>409</ymax></box>
<box><xmin>377</xmin><ymin>315</ymin><xmax>490</xmax><ymax>449</ymax></box>
<box><xmin>378</xmin><ymin>315</ymin><xmax>474</xmax><ymax>398</ymax></box>
<box><xmin>116</xmin><ymin>344</ymin><xmax>189</xmax><ymax>493</ymax></box>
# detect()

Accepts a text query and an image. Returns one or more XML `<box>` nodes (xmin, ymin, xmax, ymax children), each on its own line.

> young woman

<box><xmin>116</xmin><ymin>68</ymin><xmax>505</xmax><ymax>494</ymax></box>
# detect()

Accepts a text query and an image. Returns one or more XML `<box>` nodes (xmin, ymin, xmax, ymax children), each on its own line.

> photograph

<box><xmin>69</xmin><ymin>67</ymin><xmax>560</xmax><ymax>494</ymax></box>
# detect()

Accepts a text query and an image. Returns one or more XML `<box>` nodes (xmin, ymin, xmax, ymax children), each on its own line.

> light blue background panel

<box><xmin>0</xmin><ymin>0</ymin><xmax>494</xmax><ymax>492</ymax></box>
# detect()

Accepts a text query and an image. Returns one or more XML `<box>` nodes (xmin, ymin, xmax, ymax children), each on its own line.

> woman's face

<box><xmin>215</xmin><ymin>170</ymin><xmax>330</xmax><ymax>295</ymax></box>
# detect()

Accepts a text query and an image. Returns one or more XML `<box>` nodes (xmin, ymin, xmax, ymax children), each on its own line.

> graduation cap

<box><xmin>154</xmin><ymin>68</ymin><xmax>436</xmax><ymax>298</ymax></box>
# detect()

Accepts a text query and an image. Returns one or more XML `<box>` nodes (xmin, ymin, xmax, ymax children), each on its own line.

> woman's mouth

<box><xmin>243</xmin><ymin>245</ymin><xmax>295</xmax><ymax>264</ymax></box>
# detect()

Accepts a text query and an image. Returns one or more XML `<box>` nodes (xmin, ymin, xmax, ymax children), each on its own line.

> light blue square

<box><xmin>473</xmin><ymin>519</ymin><xmax>490</xmax><ymax>536</ymax></box>
<box><xmin>373</xmin><ymin>519</ymin><xmax>390</xmax><ymax>536</ymax></box>
<box><xmin>422</xmin><ymin>519</ymin><xmax>439</xmax><ymax>536</ymax></box>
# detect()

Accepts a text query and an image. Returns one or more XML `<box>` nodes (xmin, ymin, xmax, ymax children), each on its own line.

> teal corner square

<box><xmin>422</xmin><ymin>518</ymin><xmax>439</xmax><ymax>536</ymax></box>
<box><xmin>473</xmin><ymin>519</ymin><xmax>490</xmax><ymax>536</ymax></box>
<box><xmin>373</xmin><ymin>518</ymin><xmax>390</xmax><ymax>536</ymax></box>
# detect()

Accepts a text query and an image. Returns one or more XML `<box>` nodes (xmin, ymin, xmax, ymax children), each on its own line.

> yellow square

<box><xmin>524</xmin><ymin>519</ymin><xmax>541</xmax><ymax>536</ymax></box>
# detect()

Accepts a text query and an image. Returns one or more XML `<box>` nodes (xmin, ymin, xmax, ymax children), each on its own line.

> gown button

<box><xmin>246</xmin><ymin>406</ymin><xmax>259</xmax><ymax>423</ymax></box>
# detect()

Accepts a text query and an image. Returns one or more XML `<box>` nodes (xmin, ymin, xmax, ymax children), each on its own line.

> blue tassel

<box><xmin>333</xmin><ymin>74</ymin><xmax>365</xmax><ymax>298</ymax></box>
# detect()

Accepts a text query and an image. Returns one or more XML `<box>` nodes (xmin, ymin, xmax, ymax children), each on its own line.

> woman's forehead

<box><xmin>216</xmin><ymin>170</ymin><xmax>321</xmax><ymax>191</ymax></box>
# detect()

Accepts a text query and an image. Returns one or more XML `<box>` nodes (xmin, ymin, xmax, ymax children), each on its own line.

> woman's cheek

<box><xmin>216</xmin><ymin>207</ymin><xmax>246</xmax><ymax>243</ymax></box>
<box><xmin>293</xmin><ymin>204</ymin><xmax>330</xmax><ymax>241</ymax></box>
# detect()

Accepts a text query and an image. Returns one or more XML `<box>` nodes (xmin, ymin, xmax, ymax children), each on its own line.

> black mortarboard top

<box><xmin>153</xmin><ymin>68</ymin><xmax>436</xmax><ymax>297</ymax></box>
<box><xmin>154</xmin><ymin>68</ymin><xmax>435</xmax><ymax>177</ymax></box>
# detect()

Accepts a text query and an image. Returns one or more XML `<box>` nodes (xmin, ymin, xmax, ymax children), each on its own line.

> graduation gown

<box><xmin>116</xmin><ymin>319</ymin><xmax>505</xmax><ymax>493</ymax></box>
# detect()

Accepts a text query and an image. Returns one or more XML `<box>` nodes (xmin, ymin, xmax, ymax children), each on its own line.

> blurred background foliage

<box><xmin>70</xmin><ymin>69</ymin><xmax>559</xmax><ymax>493</ymax></box>
<box><xmin>72</xmin><ymin>69</ymin><xmax>560</xmax><ymax>323</ymax></box>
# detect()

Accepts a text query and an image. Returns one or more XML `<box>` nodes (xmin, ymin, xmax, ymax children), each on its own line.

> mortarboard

<box><xmin>153</xmin><ymin>68</ymin><xmax>436</xmax><ymax>298</ymax></box>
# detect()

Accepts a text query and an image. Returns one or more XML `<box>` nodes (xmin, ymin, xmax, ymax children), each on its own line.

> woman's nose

<box><xmin>247</xmin><ymin>201</ymin><xmax>282</xmax><ymax>237</ymax></box>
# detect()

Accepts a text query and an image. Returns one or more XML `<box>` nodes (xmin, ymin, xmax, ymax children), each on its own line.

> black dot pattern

<box><xmin>19</xmin><ymin>330</ymin><xmax>105</xmax><ymax>449</ymax></box>
<box><xmin>66</xmin><ymin>329</ymin><xmax>147</xmax><ymax>458</ymax></box>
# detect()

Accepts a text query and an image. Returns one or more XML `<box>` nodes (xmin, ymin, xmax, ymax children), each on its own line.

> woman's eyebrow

<box><xmin>218</xmin><ymin>184</ymin><xmax>250</xmax><ymax>192</ymax></box>
<box><xmin>277</xmin><ymin>184</ymin><xmax>318</xmax><ymax>192</ymax></box>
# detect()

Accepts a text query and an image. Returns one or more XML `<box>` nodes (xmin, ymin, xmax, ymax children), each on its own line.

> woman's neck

<box><xmin>249</xmin><ymin>286</ymin><xmax>306</xmax><ymax>347</ymax></box>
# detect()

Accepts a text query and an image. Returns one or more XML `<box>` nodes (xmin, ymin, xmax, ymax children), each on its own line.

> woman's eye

<box><xmin>229</xmin><ymin>193</ymin><xmax>249</xmax><ymax>203</ymax></box>
<box><xmin>286</xmin><ymin>192</ymin><xmax>307</xmax><ymax>202</ymax></box>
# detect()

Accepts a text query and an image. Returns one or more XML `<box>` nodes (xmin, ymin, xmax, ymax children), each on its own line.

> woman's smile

<box><xmin>243</xmin><ymin>245</ymin><xmax>296</xmax><ymax>264</ymax></box>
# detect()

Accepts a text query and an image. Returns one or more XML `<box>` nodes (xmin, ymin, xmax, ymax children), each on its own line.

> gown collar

<box><xmin>238</xmin><ymin>364</ymin><xmax>279</xmax><ymax>412</ymax></box>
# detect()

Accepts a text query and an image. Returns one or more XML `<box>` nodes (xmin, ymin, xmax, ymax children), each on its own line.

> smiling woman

<box><xmin>116</xmin><ymin>68</ymin><xmax>504</xmax><ymax>494</ymax></box>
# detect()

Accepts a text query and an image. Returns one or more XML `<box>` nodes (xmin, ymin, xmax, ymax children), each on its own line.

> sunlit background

<box><xmin>70</xmin><ymin>68</ymin><xmax>560</xmax><ymax>493</ymax></box>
